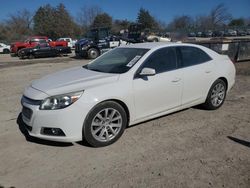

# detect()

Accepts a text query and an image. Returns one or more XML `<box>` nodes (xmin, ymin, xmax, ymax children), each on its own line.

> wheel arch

<box><xmin>100</xmin><ymin>99</ymin><xmax>130</xmax><ymax>126</ymax></box>
<box><xmin>218</xmin><ymin>77</ymin><xmax>228</xmax><ymax>91</ymax></box>
<box><xmin>85</xmin><ymin>98</ymin><xmax>130</xmax><ymax>126</ymax></box>
<box><xmin>205</xmin><ymin>77</ymin><xmax>228</xmax><ymax>103</ymax></box>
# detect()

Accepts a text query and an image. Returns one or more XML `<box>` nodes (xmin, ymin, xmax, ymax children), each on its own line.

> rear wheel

<box><xmin>153</xmin><ymin>38</ymin><xmax>159</xmax><ymax>42</ymax></box>
<box><xmin>87</xmin><ymin>48</ymin><xmax>99</xmax><ymax>59</ymax></box>
<box><xmin>83</xmin><ymin>101</ymin><xmax>127</xmax><ymax>147</ymax></box>
<box><xmin>203</xmin><ymin>79</ymin><xmax>226</xmax><ymax>110</ymax></box>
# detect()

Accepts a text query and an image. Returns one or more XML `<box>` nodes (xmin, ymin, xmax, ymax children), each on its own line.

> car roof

<box><xmin>119</xmin><ymin>42</ymin><xmax>220</xmax><ymax>58</ymax></box>
<box><xmin>119</xmin><ymin>42</ymin><xmax>203</xmax><ymax>50</ymax></box>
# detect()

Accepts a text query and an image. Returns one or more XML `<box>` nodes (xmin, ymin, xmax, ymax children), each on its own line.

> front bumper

<box><xmin>75</xmin><ymin>49</ymin><xmax>87</xmax><ymax>57</ymax></box>
<box><xmin>21</xmin><ymin>97</ymin><xmax>92</xmax><ymax>142</ymax></box>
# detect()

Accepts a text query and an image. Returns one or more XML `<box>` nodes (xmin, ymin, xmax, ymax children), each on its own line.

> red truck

<box><xmin>10</xmin><ymin>36</ymin><xmax>68</xmax><ymax>56</ymax></box>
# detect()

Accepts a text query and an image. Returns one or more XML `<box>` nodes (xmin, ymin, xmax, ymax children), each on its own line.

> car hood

<box><xmin>76</xmin><ymin>38</ymin><xmax>91</xmax><ymax>45</ymax></box>
<box><xmin>11</xmin><ymin>41</ymin><xmax>27</xmax><ymax>46</ymax></box>
<box><xmin>31</xmin><ymin>66</ymin><xmax>119</xmax><ymax>97</ymax></box>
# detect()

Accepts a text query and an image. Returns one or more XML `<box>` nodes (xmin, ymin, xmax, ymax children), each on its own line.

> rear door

<box><xmin>177</xmin><ymin>46</ymin><xmax>214</xmax><ymax>106</ymax></box>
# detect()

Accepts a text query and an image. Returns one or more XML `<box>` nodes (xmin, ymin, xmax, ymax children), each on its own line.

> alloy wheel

<box><xmin>210</xmin><ymin>83</ymin><xmax>225</xmax><ymax>107</ymax></box>
<box><xmin>91</xmin><ymin>108</ymin><xmax>122</xmax><ymax>142</ymax></box>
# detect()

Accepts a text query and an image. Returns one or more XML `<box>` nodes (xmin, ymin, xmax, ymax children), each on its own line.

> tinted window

<box><xmin>179</xmin><ymin>46</ymin><xmax>212</xmax><ymax>67</ymax></box>
<box><xmin>142</xmin><ymin>47</ymin><xmax>177</xmax><ymax>73</ymax></box>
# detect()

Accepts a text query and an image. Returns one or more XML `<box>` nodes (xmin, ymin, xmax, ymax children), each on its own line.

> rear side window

<box><xmin>142</xmin><ymin>47</ymin><xmax>177</xmax><ymax>74</ymax></box>
<box><xmin>179</xmin><ymin>46</ymin><xmax>212</xmax><ymax>67</ymax></box>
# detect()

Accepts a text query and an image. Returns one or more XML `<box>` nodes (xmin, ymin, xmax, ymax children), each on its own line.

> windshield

<box><xmin>84</xmin><ymin>48</ymin><xmax>149</xmax><ymax>74</ymax></box>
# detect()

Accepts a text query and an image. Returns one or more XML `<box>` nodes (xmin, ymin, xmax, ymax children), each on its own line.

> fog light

<box><xmin>51</xmin><ymin>128</ymin><xmax>60</xmax><ymax>135</ymax></box>
<box><xmin>41</xmin><ymin>127</ymin><xmax>66</xmax><ymax>136</ymax></box>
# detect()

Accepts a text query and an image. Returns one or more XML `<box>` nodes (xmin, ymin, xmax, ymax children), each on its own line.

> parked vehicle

<box><xmin>10</xmin><ymin>36</ymin><xmax>68</xmax><ymax>56</ymax></box>
<box><xmin>75</xmin><ymin>27</ymin><xmax>126</xmax><ymax>59</ymax></box>
<box><xmin>196</xmin><ymin>32</ymin><xmax>203</xmax><ymax>37</ymax></box>
<box><xmin>57</xmin><ymin>38</ymin><xmax>77</xmax><ymax>48</ymax></box>
<box><xmin>188</xmin><ymin>32</ymin><xmax>196</xmax><ymax>37</ymax></box>
<box><xmin>204</xmin><ymin>30</ymin><xmax>213</xmax><ymax>37</ymax></box>
<box><xmin>225</xmin><ymin>29</ymin><xmax>237</xmax><ymax>36</ymax></box>
<box><xmin>126</xmin><ymin>23</ymin><xmax>147</xmax><ymax>43</ymax></box>
<box><xmin>246</xmin><ymin>29</ymin><xmax>250</xmax><ymax>35</ymax></box>
<box><xmin>21</xmin><ymin>42</ymin><xmax>235</xmax><ymax>147</ymax></box>
<box><xmin>0</xmin><ymin>43</ymin><xmax>10</xmax><ymax>54</ymax></box>
<box><xmin>18</xmin><ymin>42</ymin><xmax>71</xmax><ymax>59</ymax></box>
<box><xmin>212</xmin><ymin>31</ymin><xmax>225</xmax><ymax>37</ymax></box>
<box><xmin>236</xmin><ymin>30</ymin><xmax>247</xmax><ymax>36</ymax></box>
<box><xmin>147</xmin><ymin>34</ymin><xmax>171</xmax><ymax>42</ymax></box>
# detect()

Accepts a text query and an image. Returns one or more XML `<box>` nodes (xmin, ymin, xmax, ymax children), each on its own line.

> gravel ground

<box><xmin>0</xmin><ymin>58</ymin><xmax>249</xmax><ymax>188</ymax></box>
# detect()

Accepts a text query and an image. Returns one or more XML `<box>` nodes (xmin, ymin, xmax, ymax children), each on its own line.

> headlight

<box><xmin>81</xmin><ymin>45</ymin><xmax>89</xmax><ymax>50</ymax></box>
<box><xmin>40</xmin><ymin>91</ymin><xmax>83</xmax><ymax>110</ymax></box>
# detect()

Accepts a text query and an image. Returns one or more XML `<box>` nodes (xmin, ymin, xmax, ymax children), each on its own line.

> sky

<box><xmin>0</xmin><ymin>0</ymin><xmax>249</xmax><ymax>23</ymax></box>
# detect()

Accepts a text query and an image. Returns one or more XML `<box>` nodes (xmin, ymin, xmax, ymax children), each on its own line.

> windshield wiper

<box><xmin>83</xmin><ymin>65</ymin><xmax>102</xmax><ymax>72</ymax></box>
<box><xmin>88</xmin><ymin>68</ymin><xmax>102</xmax><ymax>72</ymax></box>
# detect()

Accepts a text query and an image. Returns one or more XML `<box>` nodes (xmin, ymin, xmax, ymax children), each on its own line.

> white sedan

<box><xmin>21</xmin><ymin>42</ymin><xmax>235</xmax><ymax>147</ymax></box>
<box><xmin>0</xmin><ymin>43</ymin><xmax>10</xmax><ymax>53</ymax></box>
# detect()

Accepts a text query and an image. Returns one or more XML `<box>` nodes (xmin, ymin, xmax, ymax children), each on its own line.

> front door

<box><xmin>133</xmin><ymin>47</ymin><xmax>182</xmax><ymax>120</ymax></box>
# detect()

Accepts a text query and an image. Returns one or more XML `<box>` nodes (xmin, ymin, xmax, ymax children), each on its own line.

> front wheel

<box><xmin>3</xmin><ymin>49</ymin><xmax>10</xmax><ymax>54</ymax></box>
<box><xmin>83</xmin><ymin>101</ymin><xmax>127</xmax><ymax>147</ymax></box>
<box><xmin>87</xmin><ymin>48</ymin><xmax>99</xmax><ymax>59</ymax></box>
<box><xmin>29</xmin><ymin>54</ymin><xmax>35</xmax><ymax>59</ymax></box>
<box><xmin>203</xmin><ymin>79</ymin><xmax>227</xmax><ymax>110</ymax></box>
<box><xmin>153</xmin><ymin>38</ymin><xmax>159</xmax><ymax>42</ymax></box>
<box><xmin>17</xmin><ymin>49</ymin><xmax>23</xmax><ymax>57</ymax></box>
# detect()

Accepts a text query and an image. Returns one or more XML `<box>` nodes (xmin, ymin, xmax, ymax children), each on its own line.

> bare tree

<box><xmin>8</xmin><ymin>9</ymin><xmax>33</xmax><ymax>30</ymax></box>
<box><xmin>5</xmin><ymin>9</ymin><xmax>33</xmax><ymax>41</ymax></box>
<box><xmin>167</xmin><ymin>15</ymin><xmax>194</xmax><ymax>32</ymax></box>
<box><xmin>77</xmin><ymin>5</ymin><xmax>102</xmax><ymax>29</ymax></box>
<box><xmin>210</xmin><ymin>3</ymin><xmax>232</xmax><ymax>28</ymax></box>
<box><xmin>194</xmin><ymin>15</ymin><xmax>212</xmax><ymax>30</ymax></box>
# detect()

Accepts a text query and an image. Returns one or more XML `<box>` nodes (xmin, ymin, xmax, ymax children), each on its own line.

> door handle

<box><xmin>205</xmin><ymin>70</ymin><xmax>211</xmax><ymax>73</ymax></box>
<box><xmin>172</xmin><ymin>78</ymin><xmax>181</xmax><ymax>82</ymax></box>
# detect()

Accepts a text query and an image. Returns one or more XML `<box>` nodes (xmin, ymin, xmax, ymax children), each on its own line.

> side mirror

<box><xmin>139</xmin><ymin>67</ymin><xmax>156</xmax><ymax>76</ymax></box>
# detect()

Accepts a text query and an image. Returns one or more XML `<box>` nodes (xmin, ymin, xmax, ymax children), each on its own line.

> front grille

<box><xmin>21</xmin><ymin>96</ymin><xmax>41</xmax><ymax>106</ymax></box>
<box><xmin>75</xmin><ymin>44</ymin><xmax>80</xmax><ymax>52</ymax></box>
<box><xmin>22</xmin><ymin>106</ymin><xmax>33</xmax><ymax>120</ymax></box>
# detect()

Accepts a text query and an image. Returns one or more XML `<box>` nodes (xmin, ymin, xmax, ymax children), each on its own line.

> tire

<box><xmin>19</xmin><ymin>55</ymin><xmax>25</xmax><ymax>60</ymax></box>
<box><xmin>3</xmin><ymin>49</ymin><xmax>10</xmax><ymax>54</ymax></box>
<box><xmin>203</xmin><ymin>79</ymin><xmax>227</xmax><ymax>110</ymax></box>
<box><xmin>153</xmin><ymin>38</ymin><xmax>159</xmax><ymax>42</ymax></box>
<box><xmin>83</xmin><ymin>101</ymin><xmax>127</xmax><ymax>147</ymax></box>
<box><xmin>87</xmin><ymin>48</ymin><xmax>99</xmax><ymax>59</ymax></box>
<box><xmin>29</xmin><ymin>54</ymin><xmax>35</xmax><ymax>59</ymax></box>
<box><xmin>17</xmin><ymin>49</ymin><xmax>23</xmax><ymax>57</ymax></box>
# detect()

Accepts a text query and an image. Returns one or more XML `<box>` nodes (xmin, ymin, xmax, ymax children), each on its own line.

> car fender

<box><xmin>78</xmin><ymin>80</ymin><xmax>135</xmax><ymax>125</ymax></box>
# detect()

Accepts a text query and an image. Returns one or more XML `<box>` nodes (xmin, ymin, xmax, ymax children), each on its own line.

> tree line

<box><xmin>0</xmin><ymin>3</ymin><xmax>249</xmax><ymax>43</ymax></box>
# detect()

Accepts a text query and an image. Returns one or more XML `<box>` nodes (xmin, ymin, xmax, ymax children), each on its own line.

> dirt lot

<box><xmin>0</xmin><ymin>57</ymin><xmax>249</xmax><ymax>188</ymax></box>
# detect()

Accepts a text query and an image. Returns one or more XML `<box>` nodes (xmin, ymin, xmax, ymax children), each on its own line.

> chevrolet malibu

<box><xmin>21</xmin><ymin>42</ymin><xmax>235</xmax><ymax>147</ymax></box>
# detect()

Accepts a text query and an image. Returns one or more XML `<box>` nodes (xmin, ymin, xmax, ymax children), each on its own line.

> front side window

<box><xmin>141</xmin><ymin>47</ymin><xmax>177</xmax><ymax>74</ymax></box>
<box><xmin>85</xmin><ymin>48</ymin><xmax>149</xmax><ymax>74</ymax></box>
<box><xmin>179</xmin><ymin>46</ymin><xmax>212</xmax><ymax>67</ymax></box>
